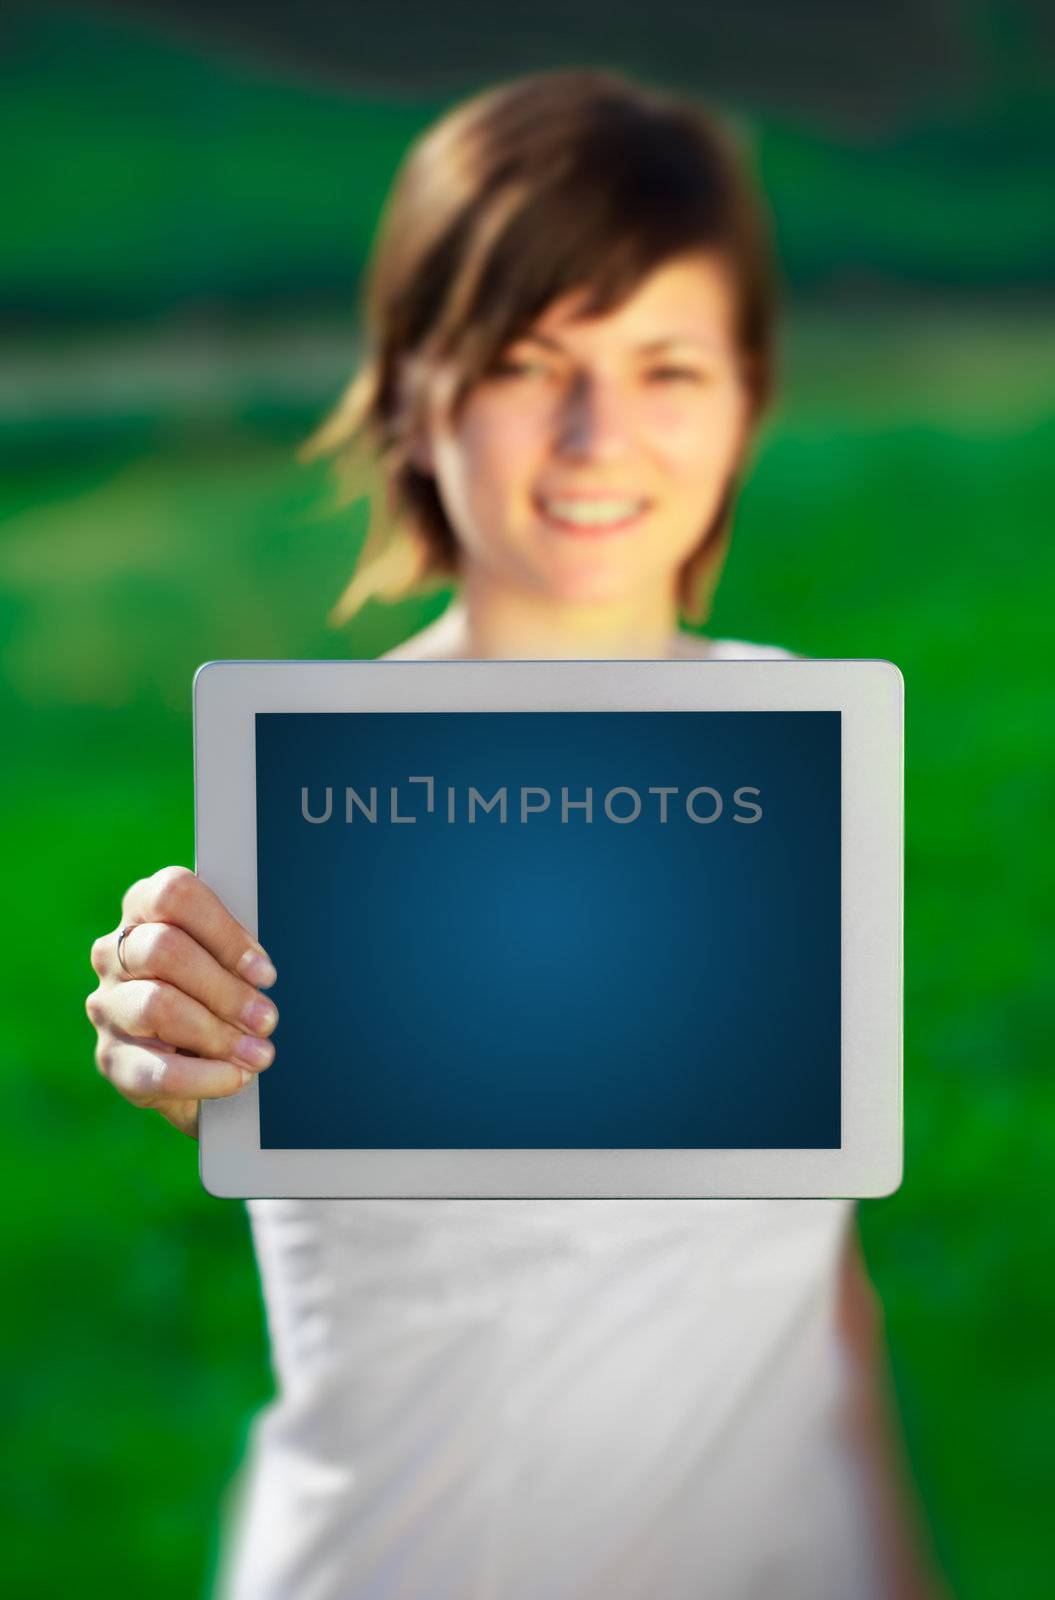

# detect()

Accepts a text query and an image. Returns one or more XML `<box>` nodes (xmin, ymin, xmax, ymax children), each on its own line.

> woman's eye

<box><xmin>646</xmin><ymin>366</ymin><xmax>705</xmax><ymax>384</ymax></box>
<box><xmin>492</xmin><ymin>357</ymin><xmax>551</xmax><ymax>379</ymax></box>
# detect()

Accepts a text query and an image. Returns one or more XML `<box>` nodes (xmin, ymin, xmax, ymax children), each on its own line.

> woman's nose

<box><xmin>553</xmin><ymin>371</ymin><xmax>632</xmax><ymax>461</ymax></box>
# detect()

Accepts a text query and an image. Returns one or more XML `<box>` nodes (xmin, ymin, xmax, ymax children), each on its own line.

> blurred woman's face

<box><xmin>416</xmin><ymin>251</ymin><xmax>751</xmax><ymax>606</ymax></box>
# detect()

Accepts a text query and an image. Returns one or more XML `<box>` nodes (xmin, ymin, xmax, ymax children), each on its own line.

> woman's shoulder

<box><xmin>378</xmin><ymin>600</ymin><xmax>467</xmax><ymax>661</ymax></box>
<box><xmin>672</xmin><ymin>631</ymin><xmax>800</xmax><ymax>662</ymax></box>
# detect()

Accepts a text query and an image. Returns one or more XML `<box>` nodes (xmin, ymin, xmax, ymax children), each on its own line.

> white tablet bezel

<box><xmin>195</xmin><ymin>658</ymin><xmax>902</xmax><ymax>1199</ymax></box>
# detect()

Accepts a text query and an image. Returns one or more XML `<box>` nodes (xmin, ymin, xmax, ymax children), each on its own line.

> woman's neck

<box><xmin>459</xmin><ymin>565</ymin><xmax>681</xmax><ymax>660</ymax></box>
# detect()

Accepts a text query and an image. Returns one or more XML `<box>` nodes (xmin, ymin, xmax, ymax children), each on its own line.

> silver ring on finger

<box><xmin>116</xmin><ymin>923</ymin><xmax>137</xmax><ymax>976</ymax></box>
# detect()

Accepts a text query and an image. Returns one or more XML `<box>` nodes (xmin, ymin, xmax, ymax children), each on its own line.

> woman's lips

<box><xmin>534</xmin><ymin>494</ymin><xmax>651</xmax><ymax>536</ymax></box>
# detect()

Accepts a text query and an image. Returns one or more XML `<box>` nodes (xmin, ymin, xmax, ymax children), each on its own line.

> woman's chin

<box><xmin>533</xmin><ymin>552</ymin><xmax>646</xmax><ymax>606</ymax></box>
<box><xmin>543</xmin><ymin>577</ymin><xmax>635</xmax><ymax>608</ymax></box>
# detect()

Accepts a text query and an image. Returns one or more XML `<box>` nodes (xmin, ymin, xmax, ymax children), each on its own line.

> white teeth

<box><xmin>540</xmin><ymin>498</ymin><xmax>645</xmax><ymax>525</ymax></box>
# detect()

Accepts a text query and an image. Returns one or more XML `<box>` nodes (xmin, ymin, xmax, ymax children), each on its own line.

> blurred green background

<box><xmin>3</xmin><ymin>2</ymin><xmax>1053</xmax><ymax>1595</ymax></box>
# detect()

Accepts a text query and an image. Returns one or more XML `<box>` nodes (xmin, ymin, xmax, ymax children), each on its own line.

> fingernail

<box><xmin>234</xmin><ymin>1035</ymin><xmax>274</xmax><ymax>1068</ymax></box>
<box><xmin>237</xmin><ymin>1068</ymin><xmax>253</xmax><ymax>1088</ymax></box>
<box><xmin>242</xmin><ymin>996</ymin><xmax>278</xmax><ymax>1035</ymax></box>
<box><xmin>238</xmin><ymin>949</ymin><xmax>277</xmax><ymax>987</ymax></box>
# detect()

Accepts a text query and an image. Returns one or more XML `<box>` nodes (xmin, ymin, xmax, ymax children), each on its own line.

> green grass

<box><xmin>3</xmin><ymin>310</ymin><xmax>1053</xmax><ymax>1597</ymax></box>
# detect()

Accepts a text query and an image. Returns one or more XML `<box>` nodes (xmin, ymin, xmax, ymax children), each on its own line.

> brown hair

<box><xmin>304</xmin><ymin>67</ymin><xmax>779</xmax><ymax>626</ymax></box>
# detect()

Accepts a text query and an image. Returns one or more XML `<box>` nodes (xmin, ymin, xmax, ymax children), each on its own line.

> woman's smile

<box><xmin>533</xmin><ymin>490</ymin><xmax>652</xmax><ymax>537</ymax></box>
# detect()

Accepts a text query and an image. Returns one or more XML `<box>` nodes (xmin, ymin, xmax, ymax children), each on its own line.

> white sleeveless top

<box><xmin>216</xmin><ymin>606</ymin><xmax>881</xmax><ymax>1600</ymax></box>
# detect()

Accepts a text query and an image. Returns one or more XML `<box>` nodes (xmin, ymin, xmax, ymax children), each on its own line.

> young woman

<box><xmin>86</xmin><ymin>69</ymin><xmax>943</xmax><ymax>1599</ymax></box>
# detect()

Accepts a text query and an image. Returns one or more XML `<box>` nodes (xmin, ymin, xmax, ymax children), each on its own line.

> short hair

<box><xmin>304</xmin><ymin>67</ymin><xmax>779</xmax><ymax>626</ymax></box>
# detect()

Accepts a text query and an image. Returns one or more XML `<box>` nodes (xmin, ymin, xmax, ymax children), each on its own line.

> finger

<box><xmin>111</xmin><ymin>921</ymin><xmax>279</xmax><ymax>1038</ymax></box>
<box><xmin>96</xmin><ymin>1034</ymin><xmax>255</xmax><ymax>1109</ymax></box>
<box><xmin>102</xmin><ymin>978</ymin><xmax>276</xmax><ymax>1072</ymax></box>
<box><xmin>121</xmin><ymin>867</ymin><xmax>277</xmax><ymax>986</ymax></box>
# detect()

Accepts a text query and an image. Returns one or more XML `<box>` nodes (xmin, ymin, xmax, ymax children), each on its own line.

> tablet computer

<box><xmin>195</xmin><ymin>658</ymin><xmax>902</xmax><ymax>1199</ymax></box>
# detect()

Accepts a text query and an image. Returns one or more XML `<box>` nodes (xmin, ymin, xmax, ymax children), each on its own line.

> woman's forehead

<box><xmin>526</xmin><ymin>253</ymin><xmax>737</xmax><ymax>349</ymax></box>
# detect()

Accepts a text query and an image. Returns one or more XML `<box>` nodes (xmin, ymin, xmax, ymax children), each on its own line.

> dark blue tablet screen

<box><xmin>255</xmin><ymin>711</ymin><xmax>840</xmax><ymax>1149</ymax></box>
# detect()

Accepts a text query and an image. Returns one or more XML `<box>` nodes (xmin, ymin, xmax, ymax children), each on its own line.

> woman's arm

<box><xmin>836</xmin><ymin>1224</ymin><xmax>951</xmax><ymax>1600</ymax></box>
